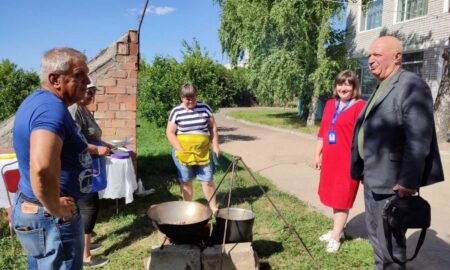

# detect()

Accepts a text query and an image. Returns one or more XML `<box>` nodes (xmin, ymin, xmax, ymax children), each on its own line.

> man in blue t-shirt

<box><xmin>12</xmin><ymin>47</ymin><xmax>91</xmax><ymax>270</ymax></box>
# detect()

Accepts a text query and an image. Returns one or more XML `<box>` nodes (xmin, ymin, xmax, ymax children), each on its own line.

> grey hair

<box><xmin>394</xmin><ymin>39</ymin><xmax>403</xmax><ymax>54</ymax></box>
<box><xmin>40</xmin><ymin>48</ymin><xmax>87</xmax><ymax>84</ymax></box>
<box><xmin>179</xmin><ymin>83</ymin><xmax>198</xmax><ymax>97</ymax></box>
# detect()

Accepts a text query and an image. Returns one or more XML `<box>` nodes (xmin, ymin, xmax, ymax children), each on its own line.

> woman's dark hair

<box><xmin>179</xmin><ymin>83</ymin><xmax>198</xmax><ymax>98</ymax></box>
<box><xmin>332</xmin><ymin>70</ymin><xmax>361</xmax><ymax>99</ymax></box>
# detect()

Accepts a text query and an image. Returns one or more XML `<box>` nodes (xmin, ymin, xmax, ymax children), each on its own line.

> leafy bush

<box><xmin>0</xmin><ymin>59</ymin><xmax>39</xmax><ymax>121</ymax></box>
<box><xmin>220</xmin><ymin>66</ymin><xmax>255</xmax><ymax>107</ymax></box>
<box><xmin>138</xmin><ymin>40</ymin><xmax>254</xmax><ymax>127</ymax></box>
<box><xmin>138</xmin><ymin>56</ymin><xmax>184</xmax><ymax>127</ymax></box>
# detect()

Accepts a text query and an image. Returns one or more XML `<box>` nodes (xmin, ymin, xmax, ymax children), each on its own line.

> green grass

<box><xmin>227</xmin><ymin>108</ymin><xmax>320</xmax><ymax>135</ymax></box>
<box><xmin>0</xmin><ymin>118</ymin><xmax>373</xmax><ymax>269</ymax></box>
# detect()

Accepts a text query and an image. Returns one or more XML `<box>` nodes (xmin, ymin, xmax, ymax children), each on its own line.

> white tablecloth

<box><xmin>0</xmin><ymin>155</ymin><xmax>18</xmax><ymax>208</ymax></box>
<box><xmin>98</xmin><ymin>156</ymin><xmax>137</xmax><ymax>204</ymax></box>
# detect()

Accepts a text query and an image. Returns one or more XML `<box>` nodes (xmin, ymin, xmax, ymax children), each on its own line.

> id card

<box><xmin>328</xmin><ymin>130</ymin><xmax>336</xmax><ymax>144</ymax></box>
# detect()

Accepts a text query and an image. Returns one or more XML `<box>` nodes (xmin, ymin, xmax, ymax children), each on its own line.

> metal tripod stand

<box><xmin>209</xmin><ymin>156</ymin><xmax>320</xmax><ymax>270</ymax></box>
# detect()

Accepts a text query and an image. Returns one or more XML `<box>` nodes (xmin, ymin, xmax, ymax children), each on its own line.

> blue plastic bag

<box><xmin>91</xmin><ymin>141</ymin><xmax>107</xmax><ymax>192</ymax></box>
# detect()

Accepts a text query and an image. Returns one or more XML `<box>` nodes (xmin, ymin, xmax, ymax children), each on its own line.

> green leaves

<box><xmin>0</xmin><ymin>59</ymin><xmax>39</xmax><ymax>121</ymax></box>
<box><xmin>138</xmin><ymin>40</ymin><xmax>253</xmax><ymax>127</ymax></box>
<box><xmin>138</xmin><ymin>56</ymin><xmax>183</xmax><ymax>127</ymax></box>
<box><xmin>217</xmin><ymin>0</ymin><xmax>353</xmax><ymax>114</ymax></box>
<box><xmin>254</xmin><ymin>49</ymin><xmax>305</xmax><ymax>105</ymax></box>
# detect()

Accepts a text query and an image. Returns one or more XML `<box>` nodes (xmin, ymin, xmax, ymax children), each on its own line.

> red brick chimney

<box><xmin>87</xmin><ymin>30</ymin><xmax>138</xmax><ymax>151</ymax></box>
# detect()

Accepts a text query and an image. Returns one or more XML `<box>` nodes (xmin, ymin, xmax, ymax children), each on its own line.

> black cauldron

<box><xmin>147</xmin><ymin>201</ymin><xmax>212</xmax><ymax>244</ymax></box>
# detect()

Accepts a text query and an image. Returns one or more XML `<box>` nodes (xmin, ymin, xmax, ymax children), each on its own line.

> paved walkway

<box><xmin>215</xmin><ymin>107</ymin><xmax>450</xmax><ymax>270</ymax></box>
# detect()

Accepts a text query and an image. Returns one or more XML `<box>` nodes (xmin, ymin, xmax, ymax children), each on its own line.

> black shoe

<box><xmin>83</xmin><ymin>256</ymin><xmax>109</xmax><ymax>268</ymax></box>
<box><xmin>90</xmin><ymin>243</ymin><xmax>102</xmax><ymax>252</ymax></box>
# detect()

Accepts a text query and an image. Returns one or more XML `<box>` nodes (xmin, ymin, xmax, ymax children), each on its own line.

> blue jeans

<box><xmin>172</xmin><ymin>148</ymin><xmax>213</xmax><ymax>182</ymax></box>
<box><xmin>12</xmin><ymin>192</ymin><xmax>84</xmax><ymax>270</ymax></box>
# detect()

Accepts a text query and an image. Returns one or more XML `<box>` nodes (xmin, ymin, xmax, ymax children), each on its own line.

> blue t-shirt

<box><xmin>13</xmin><ymin>89</ymin><xmax>93</xmax><ymax>200</ymax></box>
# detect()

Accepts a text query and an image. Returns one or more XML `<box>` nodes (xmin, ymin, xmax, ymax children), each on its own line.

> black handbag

<box><xmin>382</xmin><ymin>194</ymin><xmax>431</xmax><ymax>264</ymax></box>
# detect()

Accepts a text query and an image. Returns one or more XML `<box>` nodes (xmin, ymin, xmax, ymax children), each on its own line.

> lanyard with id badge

<box><xmin>328</xmin><ymin>99</ymin><xmax>351</xmax><ymax>144</ymax></box>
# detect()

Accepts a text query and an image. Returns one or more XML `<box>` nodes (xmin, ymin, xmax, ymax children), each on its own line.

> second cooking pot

<box><xmin>215</xmin><ymin>208</ymin><xmax>255</xmax><ymax>243</ymax></box>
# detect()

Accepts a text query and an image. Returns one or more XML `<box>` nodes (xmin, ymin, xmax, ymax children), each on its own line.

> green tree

<box><xmin>138</xmin><ymin>39</ymin><xmax>253</xmax><ymax>127</ymax></box>
<box><xmin>180</xmin><ymin>39</ymin><xmax>225</xmax><ymax>111</ymax></box>
<box><xmin>138</xmin><ymin>56</ymin><xmax>184</xmax><ymax>127</ymax></box>
<box><xmin>216</xmin><ymin>0</ymin><xmax>354</xmax><ymax>125</ymax></box>
<box><xmin>221</xmin><ymin>67</ymin><xmax>253</xmax><ymax>107</ymax></box>
<box><xmin>0</xmin><ymin>59</ymin><xmax>39</xmax><ymax>121</ymax></box>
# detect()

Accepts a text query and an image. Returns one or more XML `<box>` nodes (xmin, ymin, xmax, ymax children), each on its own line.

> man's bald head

<box><xmin>374</xmin><ymin>36</ymin><xmax>403</xmax><ymax>54</ymax></box>
<box><xmin>367</xmin><ymin>36</ymin><xmax>403</xmax><ymax>81</ymax></box>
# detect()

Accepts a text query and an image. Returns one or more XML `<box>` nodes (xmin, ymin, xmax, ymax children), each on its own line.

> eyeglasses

<box><xmin>182</xmin><ymin>95</ymin><xmax>196</xmax><ymax>100</ymax></box>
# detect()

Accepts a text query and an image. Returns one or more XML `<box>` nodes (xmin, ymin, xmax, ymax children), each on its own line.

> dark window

<box><xmin>357</xmin><ymin>58</ymin><xmax>378</xmax><ymax>99</ymax></box>
<box><xmin>402</xmin><ymin>51</ymin><xmax>424</xmax><ymax>76</ymax></box>
<box><xmin>356</xmin><ymin>52</ymin><xmax>424</xmax><ymax>98</ymax></box>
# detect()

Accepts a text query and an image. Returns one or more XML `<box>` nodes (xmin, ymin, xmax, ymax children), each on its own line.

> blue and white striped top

<box><xmin>168</xmin><ymin>102</ymin><xmax>213</xmax><ymax>135</ymax></box>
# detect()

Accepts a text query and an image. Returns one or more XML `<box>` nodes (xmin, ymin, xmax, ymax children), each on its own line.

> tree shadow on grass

<box><xmin>253</xmin><ymin>239</ymin><xmax>284</xmax><ymax>257</ymax></box>
<box><xmin>93</xmin><ymin>152</ymin><xmax>181</xmax><ymax>252</ymax></box>
<box><xmin>137</xmin><ymin>153</ymin><xmax>176</xmax><ymax>184</ymax></box>
<box><xmin>95</xmin><ymin>191</ymin><xmax>181</xmax><ymax>251</ymax></box>
<box><xmin>212</xmin><ymin>185</ymin><xmax>269</xmax><ymax>208</ymax></box>
<box><xmin>266</xmin><ymin>111</ymin><xmax>305</xmax><ymax>125</ymax></box>
<box><xmin>211</xmin><ymin>154</ymin><xmax>269</xmax><ymax>207</ymax></box>
<box><xmin>253</xmin><ymin>239</ymin><xmax>284</xmax><ymax>270</ymax></box>
<box><xmin>94</xmin><ymin>152</ymin><xmax>270</xmax><ymax>254</ymax></box>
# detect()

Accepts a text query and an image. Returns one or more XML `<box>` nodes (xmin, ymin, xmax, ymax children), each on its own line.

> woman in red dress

<box><xmin>314</xmin><ymin>70</ymin><xmax>366</xmax><ymax>253</ymax></box>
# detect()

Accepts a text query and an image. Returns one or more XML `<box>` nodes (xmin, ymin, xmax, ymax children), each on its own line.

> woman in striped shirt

<box><xmin>166</xmin><ymin>83</ymin><xmax>220</xmax><ymax>212</ymax></box>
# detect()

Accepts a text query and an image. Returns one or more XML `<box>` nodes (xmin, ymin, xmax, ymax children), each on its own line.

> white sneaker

<box><xmin>319</xmin><ymin>231</ymin><xmax>345</xmax><ymax>242</ymax></box>
<box><xmin>326</xmin><ymin>239</ymin><xmax>341</xmax><ymax>253</ymax></box>
<box><xmin>319</xmin><ymin>231</ymin><xmax>332</xmax><ymax>242</ymax></box>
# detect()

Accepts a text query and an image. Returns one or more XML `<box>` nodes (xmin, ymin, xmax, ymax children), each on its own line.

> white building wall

<box><xmin>346</xmin><ymin>0</ymin><xmax>450</xmax><ymax>98</ymax></box>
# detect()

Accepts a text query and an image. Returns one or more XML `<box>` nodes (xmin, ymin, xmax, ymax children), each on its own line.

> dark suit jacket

<box><xmin>350</xmin><ymin>69</ymin><xmax>444</xmax><ymax>194</ymax></box>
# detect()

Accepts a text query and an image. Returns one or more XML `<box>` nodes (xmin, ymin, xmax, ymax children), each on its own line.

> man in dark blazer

<box><xmin>351</xmin><ymin>36</ymin><xmax>444</xmax><ymax>270</ymax></box>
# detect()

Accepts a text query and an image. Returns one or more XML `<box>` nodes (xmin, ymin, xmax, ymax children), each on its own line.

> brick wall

<box><xmin>0</xmin><ymin>116</ymin><xmax>14</xmax><ymax>153</ymax></box>
<box><xmin>0</xmin><ymin>30</ymin><xmax>139</xmax><ymax>155</ymax></box>
<box><xmin>87</xmin><ymin>30</ymin><xmax>138</xmax><ymax>151</ymax></box>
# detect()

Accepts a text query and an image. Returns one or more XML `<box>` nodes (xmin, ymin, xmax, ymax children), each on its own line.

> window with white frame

<box><xmin>360</xmin><ymin>0</ymin><xmax>383</xmax><ymax>31</ymax></box>
<box><xmin>402</xmin><ymin>51</ymin><xmax>424</xmax><ymax>76</ymax></box>
<box><xmin>396</xmin><ymin>0</ymin><xmax>428</xmax><ymax>22</ymax></box>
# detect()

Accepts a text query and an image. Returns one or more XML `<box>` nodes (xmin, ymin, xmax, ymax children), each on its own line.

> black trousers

<box><xmin>364</xmin><ymin>184</ymin><xmax>406</xmax><ymax>270</ymax></box>
<box><xmin>78</xmin><ymin>192</ymin><xmax>99</xmax><ymax>234</ymax></box>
